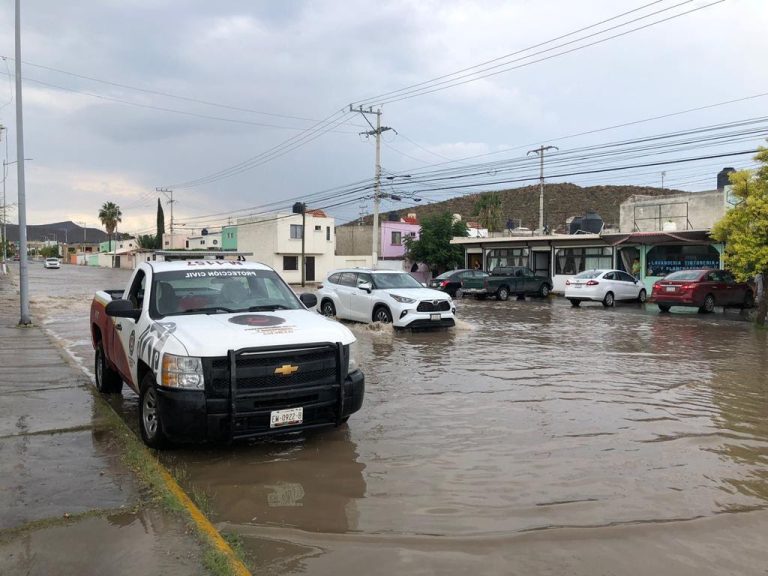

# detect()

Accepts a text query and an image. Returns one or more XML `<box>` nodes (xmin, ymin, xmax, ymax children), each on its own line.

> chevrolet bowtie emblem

<box><xmin>274</xmin><ymin>364</ymin><xmax>299</xmax><ymax>376</ymax></box>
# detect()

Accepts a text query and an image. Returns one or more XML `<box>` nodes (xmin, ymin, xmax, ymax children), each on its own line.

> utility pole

<box><xmin>15</xmin><ymin>0</ymin><xmax>31</xmax><ymax>324</ymax></box>
<box><xmin>351</xmin><ymin>105</ymin><xmax>392</xmax><ymax>267</ymax></box>
<box><xmin>661</xmin><ymin>171</ymin><xmax>666</xmax><ymax>190</ymax></box>
<box><xmin>1</xmin><ymin>125</ymin><xmax>6</xmax><ymax>265</ymax></box>
<box><xmin>156</xmin><ymin>188</ymin><xmax>174</xmax><ymax>248</ymax></box>
<box><xmin>527</xmin><ymin>145</ymin><xmax>559</xmax><ymax>234</ymax></box>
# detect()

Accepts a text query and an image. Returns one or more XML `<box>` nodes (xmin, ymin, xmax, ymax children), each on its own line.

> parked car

<box><xmin>90</xmin><ymin>260</ymin><xmax>364</xmax><ymax>448</ymax></box>
<box><xmin>565</xmin><ymin>269</ymin><xmax>646</xmax><ymax>307</ymax></box>
<box><xmin>317</xmin><ymin>269</ymin><xmax>455</xmax><ymax>329</ymax></box>
<box><xmin>429</xmin><ymin>269</ymin><xmax>489</xmax><ymax>297</ymax></box>
<box><xmin>44</xmin><ymin>258</ymin><xmax>61</xmax><ymax>269</ymax></box>
<box><xmin>461</xmin><ymin>266</ymin><xmax>552</xmax><ymax>301</ymax></box>
<box><xmin>651</xmin><ymin>269</ymin><xmax>754</xmax><ymax>313</ymax></box>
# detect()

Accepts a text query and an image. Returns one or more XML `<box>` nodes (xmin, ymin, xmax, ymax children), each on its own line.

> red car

<box><xmin>651</xmin><ymin>269</ymin><xmax>754</xmax><ymax>313</ymax></box>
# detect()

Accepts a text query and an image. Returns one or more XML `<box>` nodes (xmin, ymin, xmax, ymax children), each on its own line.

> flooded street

<box><xmin>20</xmin><ymin>262</ymin><xmax>768</xmax><ymax>574</ymax></box>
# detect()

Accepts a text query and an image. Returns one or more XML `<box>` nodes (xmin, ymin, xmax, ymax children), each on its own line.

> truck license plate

<box><xmin>270</xmin><ymin>407</ymin><xmax>303</xmax><ymax>428</ymax></box>
<box><xmin>430</xmin><ymin>313</ymin><xmax>441</xmax><ymax>321</ymax></box>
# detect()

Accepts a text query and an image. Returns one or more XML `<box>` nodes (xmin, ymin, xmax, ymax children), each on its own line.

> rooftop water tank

<box><xmin>717</xmin><ymin>167</ymin><xmax>735</xmax><ymax>191</ymax></box>
<box><xmin>581</xmin><ymin>211</ymin><xmax>604</xmax><ymax>234</ymax></box>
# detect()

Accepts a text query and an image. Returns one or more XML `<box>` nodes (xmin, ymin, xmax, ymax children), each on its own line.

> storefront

<box><xmin>603</xmin><ymin>231</ymin><xmax>723</xmax><ymax>291</ymax></box>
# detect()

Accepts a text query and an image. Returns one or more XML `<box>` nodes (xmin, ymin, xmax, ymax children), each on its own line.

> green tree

<box><xmin>156</xmin><ymin>198</ymin><xmax>165</xmax><ymax>249</ymax></box>
<box><xmin>98</xmin><ymin>201</ymin><xmax>122</xmax><ymax>267</ymax></box>
<box><xmin>472</xmin><ymin>192</ymin><xmax>503</xmax><ymax>232</ymax></box>
<box><xmin>137</xmin><ymin>234</ymin><xmax>158</xmax><ymax>249</ymax></box>
<box><xmin>711</xmin><ymin>146</ymin><xmax>768</xmax><ymax>325</ymax></box>
<box><xmin>404</xmin><ymin>212</ymin><xmax>469</xmax><ymax>275</ymax></box>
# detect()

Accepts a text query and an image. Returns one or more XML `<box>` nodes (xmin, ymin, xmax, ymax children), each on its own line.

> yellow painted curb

<box><xmin>159</xmin><ymin>468</ymin><xmax>252</xmax><ymax>576</ymax></box>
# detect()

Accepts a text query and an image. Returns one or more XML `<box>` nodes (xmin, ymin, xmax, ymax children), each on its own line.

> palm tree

<box><xmin>473</xmin><ymin>192</ymin><xmax>503</xmax><ymax>233</ymax></box>
<box><xmin>98</xmin><ymin>202</ymin><xmax>122</xmax><ymax>267</ymax></box>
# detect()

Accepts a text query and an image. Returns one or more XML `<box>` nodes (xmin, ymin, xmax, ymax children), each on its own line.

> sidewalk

<box><xmin>0</xmin><ymin>273</ymin><xmax>205</xmax><ymax>575</ymax></box>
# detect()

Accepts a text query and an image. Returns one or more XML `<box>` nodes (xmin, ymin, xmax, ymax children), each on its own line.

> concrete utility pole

<box><xmin>1</xmin><ymin>125</ymin><xmax>6</xmax><ymax>265</ymax></box>
<box><xmin>527</xmin><ymin>145</ymin><xmax>559</xmax><ymax>234</ymax></box>
<box><xmin>15</xmin><ymin>0</ymin><xmax>31</xmax><ymax>324</ymax></box>
<box><xmin>350</xmin><ymin>105</ymin><xmax>392</xmax><ymax>267</ymax></box>
<box><xmin>292</xmin><ymin>202</ymin><xmax>307</xmax><ymax>287</ymax></box>
<box><xmin>156</xmin><ymin>188</ymin><xmax>174</xmax><ymax>248</ymax></box>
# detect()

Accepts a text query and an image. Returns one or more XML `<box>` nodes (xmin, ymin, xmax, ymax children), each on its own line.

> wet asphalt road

<box><xmin>19</xmin><ymin>262</ymin><xmax>768</xmax><ymax>575</ymax></box>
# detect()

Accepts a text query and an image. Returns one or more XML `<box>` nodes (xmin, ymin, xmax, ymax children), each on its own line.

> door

<box><xmin>468</xmin><ymin>253</ymin><xmax>482</xmax><ymax>270</ymax></box>
<box><xmin>521</xmin><ymin>268</ymin><xmax>538</xmax><ymax>293</ymax></box>
<box><xmin>335</xmin><ymin>272</ymin><xmax>357</xmax><ymax>318</ymax></box>
<box><xmin>717</xmin><ymin>271</ymin><xmax>739</xmax><ymax>305</ymax></box>
<box><xmin>617</xmin><ymin>271</ymin><xmax>640</xmax><ymax>300</ymax></box>
<box><xmin>305</xmin><ymin>257</ymin><xmax>316</xmax><ymax>282</ymax></box>
<box><xmin>350</xmin><ymin>272</ymin><xmax>375</xmax><ymax>321</ymax></box>
<box><xmin>533</xmin><ymin>251</ymin><xmax>550</xmax><ymax>278</ymax></box>
<box><xmin>114</xmin><ymin>269</ymin><xmax>146</xmax><ymax>387</ymax></box>
<box><xmin>704</xmin><ymin>271</ymin><xmax>726</xmax><ymax>305</ymax></box>
<box><xmin>601</xmin><ymin>271</ymin><xmax>620</xmax><ymax>300</ymax></box>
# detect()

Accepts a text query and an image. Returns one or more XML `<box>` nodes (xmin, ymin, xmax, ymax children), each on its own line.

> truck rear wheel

<box><xmin>95</xmin><ymin>344</ymin><xmax>123</xmax><ymax>394</ymax></box>
<box><xmin>139</xmin><ymin>373</ymin><xmax>169</xmax><ymax>449</ymax></box>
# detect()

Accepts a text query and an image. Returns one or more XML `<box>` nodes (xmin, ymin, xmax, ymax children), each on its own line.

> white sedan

<box><xmin>565</xmin><ymin>269</ymin><xmax>647</xmax><ymax>307</ymax></box>
<box><xmin>44</xmin><ymin>258</ymin><xmax>61</xmax><ymax>269</ymax></box>
<box><xmin>317</xmin><ymin>269</ymin><xmax>456</xmax><ymax>329</ymax></box>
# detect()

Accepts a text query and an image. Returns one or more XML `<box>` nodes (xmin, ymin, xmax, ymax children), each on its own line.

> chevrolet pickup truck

<box><xmin>90</xmin><ymin>260</ymin><xmax>364</xmax><ymax>448</ymax></box>
<box><xmin>460</xmin><ymin>266</ymin><xmax>552</xmax><ymax>301</ymax></box>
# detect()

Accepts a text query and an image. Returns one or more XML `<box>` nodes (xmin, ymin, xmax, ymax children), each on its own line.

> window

<box><xmin>283</xmin><ymin>256</ymin><xmax>298</xmax><ymax>271</ymax></box>
<box><xmin>127</xmin><ymin>270</ymin><xmax>146</xmax><ymax>310</ymax></box>
<box><xmin>328</xmin><ymin>273</ymin><xmax>341</xmax><ymax>284</ymax></box>
<box><xmin>391</xmin><ymin>231</ymin><xmax>402</xmax><ymax>245</ymax></box>
<box><xmin>185</xmin><ymin>241</ymin><xmax>189</xmax><ymax>248</ymax></box>
<box><xmin>326</xmin><ymin>226</ymin><xmax>331</xmax><ymax>241</ymax></box>
<box><xmin>617</xmin><ymin>271</ymin><xmax>636</xmax><ymax>282</ymax></box>
<box><xmin>357</xmin><ymin>273</ymin><xmax>373</xmax><ymax>288</ymax></box>
<box><xmin>290</xmin><ymin>224</ymin><xmax>303</xmax><ymax>239</ymax></box>
<box><xmin>603</xmin><ymin>272</ymin><xmax>616</xmax><ymax>280</ymax></box>
<box><xmin>486</xmin><ymin>248</ymin><xmax>527</xmax><ymax>271</ymax></box>
<box><xmin>555</xmin><ymin>247</ymin><xmax>612</xmax><ymax>275</ymax></box>
<box><xmin>315</xmin><ymin>225</ymin><xmax>322</xmax><ymax>231</ymax></box>
<box><xmin>339</xmin><ymin>272</ymin><xmax>357</xmax><ymax>287</ymax></box>
<box><xmin>645</xmin><ymin>245</ymin><xmax>719</xmax><ymax>277</ymax></box>
<box><xmin>199</xmin><ymin>240</ymin><xmax>205</xmax><ymax>245</ymax></box>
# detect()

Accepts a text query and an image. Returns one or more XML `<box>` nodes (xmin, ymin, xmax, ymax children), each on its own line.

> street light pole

<box><xmin>14</xmin><ymin>0</ymin><xmax>31</xmax><ymax>324</ymax></box>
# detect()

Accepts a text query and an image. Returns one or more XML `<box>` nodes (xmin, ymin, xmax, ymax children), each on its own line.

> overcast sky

<box><xmin>0</xmin><ymin>0</ymin><xmax>766</xmax><ymax>236</ymax></box>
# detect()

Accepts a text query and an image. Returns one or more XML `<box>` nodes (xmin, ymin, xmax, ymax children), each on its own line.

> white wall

<box><xmin>620</xmin><ymin>191</ymin><xmax>725</xmax><ymax>232</ymax></box>
<box><xmin>237</xmin><ymin>213</ymin><xmax>336</xmax><ymax>283</ymax></box>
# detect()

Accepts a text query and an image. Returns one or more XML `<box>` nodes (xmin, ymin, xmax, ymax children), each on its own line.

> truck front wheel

<box><xmin>139</xmin><ymin>373</ymin><xmax>169</xmax><ymax>449</ymax></box>
<box><xmin>95</xmin><ymin>344</ymin><xmax>123</xmax><ymax>394</ymax></box>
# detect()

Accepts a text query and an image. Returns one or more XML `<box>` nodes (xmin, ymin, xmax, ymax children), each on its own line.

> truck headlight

<box><xmin>390</xmin><ymin>294</ymin><xmax>416</xmax><ymax>304</ymax></box>
<box><xmin>162</xmin><ymin>354</ymin><xmax>204</xmax><ymax>389</ymax></box>
<box><xmin>347</xmin><ymin>340</ymin><xmax>361</xmax><ymax>374</ymax></box>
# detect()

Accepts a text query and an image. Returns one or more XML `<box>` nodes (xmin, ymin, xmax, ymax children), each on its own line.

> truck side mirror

<box><xmin>105</xmin><ymin>299</ymin><xmax>141</xmax><ymax>321</ymax></box>
<box><xmin>299</xmin><ymin>293</ymin><xmax>318</xmax><ymax>308</ymax></box>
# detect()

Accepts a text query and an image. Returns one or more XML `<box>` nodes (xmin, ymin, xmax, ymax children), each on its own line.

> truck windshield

<box><xmin>151</xmin><ymin>269</ymin><xmax>302</xmax><ymax>317</ymax></box>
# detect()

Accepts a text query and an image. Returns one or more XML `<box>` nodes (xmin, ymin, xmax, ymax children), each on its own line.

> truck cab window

<box><xmin>128</xmin><ymin>271</ymin><xmax>146</xmax><ymax>310</ymax></box>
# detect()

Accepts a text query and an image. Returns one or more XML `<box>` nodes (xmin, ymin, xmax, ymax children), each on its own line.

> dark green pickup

<box><xmin>461</xmin><ymin>266</ymin><xmax>552</xmax><ymax>301</ymax></box>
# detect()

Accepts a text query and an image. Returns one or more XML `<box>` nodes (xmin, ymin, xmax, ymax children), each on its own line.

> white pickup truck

<box><xmin>90</xmin><ymin>260</ymin><xmax>365</xmax><ymax>448</ymax></box>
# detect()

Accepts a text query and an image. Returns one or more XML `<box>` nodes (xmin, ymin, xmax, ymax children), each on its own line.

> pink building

<box><xmin>380</xmin><ymin>220</ymin><xmax>420</xmax><ymax>259</ymax></box>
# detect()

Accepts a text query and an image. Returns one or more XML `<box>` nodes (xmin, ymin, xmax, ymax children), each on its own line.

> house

<box><xmin>184</xmin><ymin>231</ymin><xmax>222</xmax><ymax>250</ymax></box>
<box><xmin>236</xmin><ymin>210</ymin><xmax>336</xmax><ymax>283</ymax></box>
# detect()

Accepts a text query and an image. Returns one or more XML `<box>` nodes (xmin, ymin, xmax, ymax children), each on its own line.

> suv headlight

<box><xmin>390</xmin><ymin>294</ymin><xmax>416</xmax><ymax>304</ymax></box>
<box><xmin>162</xmin><ymin>354</ymin><xmax>204</xmax><ymax>389</ymax></box>
<box><xmin>347</xmin><ymin>340</ymin><xmax>361</xmax><ymax>374</ymax></box>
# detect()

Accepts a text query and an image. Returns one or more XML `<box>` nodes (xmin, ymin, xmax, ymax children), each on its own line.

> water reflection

<box><xmin>163</xmin><ymin>426</ymin><xmax>366</xmax><ymax>533</ymax></box>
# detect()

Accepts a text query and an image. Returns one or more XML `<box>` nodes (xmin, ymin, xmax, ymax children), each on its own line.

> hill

<box><xmin>347</xmin><ymin>183</ymin><xmax>684</xmax><ymax>232</ymax></box>
<box><xmin>2</xmin><ymin>221</ymin><xmax>109</xmax><ymax>243</ymax></box>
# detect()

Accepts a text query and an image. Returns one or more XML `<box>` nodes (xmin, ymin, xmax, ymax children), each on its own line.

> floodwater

<box><xmin>18</xmin><ymin>263</ymin><xmax>768</xmax><ymax>575</ymax></box>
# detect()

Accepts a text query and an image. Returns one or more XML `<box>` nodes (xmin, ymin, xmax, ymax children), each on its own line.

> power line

<box><xmin>355</xmin><ymin>0</ymin><xmax>724</xmax><ymax>107</ymax></box>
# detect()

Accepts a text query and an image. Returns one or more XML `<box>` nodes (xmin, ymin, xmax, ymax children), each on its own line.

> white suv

<box><xmin>317</xmin><ymin>269</ymin><xmax>456</xmax><ymax>329</ymax></box>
